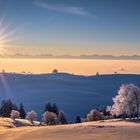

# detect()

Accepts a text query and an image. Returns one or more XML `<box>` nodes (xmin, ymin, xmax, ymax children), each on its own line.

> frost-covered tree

<box><xmin>86</xmin><ymin>109</ymin><xmax>104</xmax><ymax>121</ymax></box>
<box><xmin>43</xmin><ymin>111</ymin><xmax>57</xmax><ymax>125</ymax></box>
<box><xmin>26</xmin><ymin>110</ymin><xmax>37</xmax><ymax>124</ymax></box>
<box><xmin>11</xmin><ymin>110</ymin><xmax>20</xmax><ymax>119</ymax></box>
<box><xmin>106</xmin><ymin>106</ymin><xmax>112</xmax><ymax>112</ymax></box>
<box><xmin>128</xmin><ymin>84</ymin><xmax>140</xmax><ymax>118</ymax></box>
<box><xmin>58</xmin><ymin>112</ymin><xmax>68</xmax><ymax>124</ymax></box>
<box><xmin>111</xmin><ymin>84</ymin><xmax>140</xmax><ymax>119</ymax></box>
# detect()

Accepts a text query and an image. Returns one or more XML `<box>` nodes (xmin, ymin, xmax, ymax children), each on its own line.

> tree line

<box><xmin>85</xmin><ymin>83</ymin><xmax>140</xmax><ymax>121</ymax></box>
<box><xmin>0</xmin><ymin>100</ymin><xmax>68</xmax><ymax>125</ymax></box>
<box><xmin>0</xmin><ymin>83</ymin><xmax>140</xmax><ymax>125</ymax></box>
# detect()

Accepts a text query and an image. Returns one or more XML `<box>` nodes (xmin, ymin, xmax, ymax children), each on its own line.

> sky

<box><xmin>0</xmin><ymin>0</ymin><xmax>140</xmax><ymax>56</ymax></box>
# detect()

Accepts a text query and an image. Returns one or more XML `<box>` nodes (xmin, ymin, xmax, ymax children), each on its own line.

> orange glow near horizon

<box><xmin>0</xmin><ymin>59</ymin><xmax>140</xmax><ymax>75</ymax></box>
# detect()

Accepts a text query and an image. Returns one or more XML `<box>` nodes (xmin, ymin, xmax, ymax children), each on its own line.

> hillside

<box><xmin>0</xmin><ymin>73</ymin><xmax>140</xmax><ymax>121</ymax></box>
<box><xmin>0</xmin><ymin>119</ymin><xmax>140</xmax><ymax>140</ymax></box>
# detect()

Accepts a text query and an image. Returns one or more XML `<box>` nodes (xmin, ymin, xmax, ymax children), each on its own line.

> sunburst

<box><xmin>0</xmin><ymin>15</ymin><xmax>21</xmax><ymax>55</ymax></box>
<box><xmin>0</xmin><ymin>17</ymin><xmax>6</xmax><ymax>54</ymax></box>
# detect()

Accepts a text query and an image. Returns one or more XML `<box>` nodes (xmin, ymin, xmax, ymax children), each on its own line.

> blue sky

<box><xmin>0</xmin><ymin>0</ymin><xmax>140</xmax><ymax>56</ymax></box>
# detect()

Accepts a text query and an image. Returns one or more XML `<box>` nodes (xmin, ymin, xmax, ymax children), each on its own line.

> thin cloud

<box><xmin>34</xmin><ymin>0</ymin><xmax>94</xmax><ymax>17</ymax></box>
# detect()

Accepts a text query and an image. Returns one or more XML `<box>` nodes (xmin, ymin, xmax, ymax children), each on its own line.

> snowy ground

<box><xmin>0</xmin><ymin>119</ymin><xmax>140</xmax><ymax>140</ymax></box>
<box><xmin>1</xmin><ymin>73</ymin><xmax>140</xmax><ymax>121</ymax></box>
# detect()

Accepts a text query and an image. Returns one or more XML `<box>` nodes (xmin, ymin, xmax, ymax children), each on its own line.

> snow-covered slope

<box><xmin>0</xmin><ymin>118</ymin><xmax>33</xmax><ymax>128</ymax></box>
<box><xmin>0</xmin><ymin>73</ymin><xmax>140</xmax><ymax>121</ymax></box>
<box><xmin>1</xmin><ymin>119</ymin><xmax>140</xmax><ymax>140</ymax></box>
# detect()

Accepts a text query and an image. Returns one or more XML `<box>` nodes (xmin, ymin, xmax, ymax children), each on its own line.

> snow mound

<box><xmin>0</xmin><ymin>117</ymin><xmax>34</xmax><ymax>128</ymax></box>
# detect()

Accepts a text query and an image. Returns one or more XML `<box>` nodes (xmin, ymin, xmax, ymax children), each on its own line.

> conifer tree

<box><xmin>52</xmin><ymin>103</ymin><xmax>59</xmax><ymax>115</ymax></box>
<box><xmin>0</xmin><ymin>99</ymin><xmax>18</xmax><ymax>117</ymax></box>
<box><xmin>19</xmin><ymin>103</ymin><xmax>26</xmax><ymax>119</ymax></box>
<box><xmin>58</xmin><ymin>112</ymin><xmax>68</xmax><ymax>124</ymax></box>
<box><xmin>75</xmin><ymin>116</ymin><xmax>81</xmax><ymax>123</ymax></box>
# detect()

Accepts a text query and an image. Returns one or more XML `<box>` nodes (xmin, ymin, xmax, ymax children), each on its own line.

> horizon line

<box><xmin>0</xmin><ymin>53</ymin><xmax>140</xmax><ymax>60</ymax></box>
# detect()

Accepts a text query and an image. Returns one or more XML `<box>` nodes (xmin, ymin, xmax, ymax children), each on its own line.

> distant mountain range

<box><xmin>1</xmin><ymin>54</ymin><xmax>140</xmax><ymax>60</ymax></box>
<box><xmin>0</xmin><ymin>72</ymin><xmax>140</xmax><ymax>121</ymax></box>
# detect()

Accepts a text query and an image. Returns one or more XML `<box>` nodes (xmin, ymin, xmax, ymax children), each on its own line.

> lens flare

<box><xmin>0</xmin><ymin>72</ymin><xmax>12</xmax><ymax>98</ymax></box>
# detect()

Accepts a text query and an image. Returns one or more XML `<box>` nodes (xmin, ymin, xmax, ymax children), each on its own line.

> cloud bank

<box><xmin>1</xmin><ymin>53</ymin><xmax>140</xmax><ymax>60</ymax></box>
